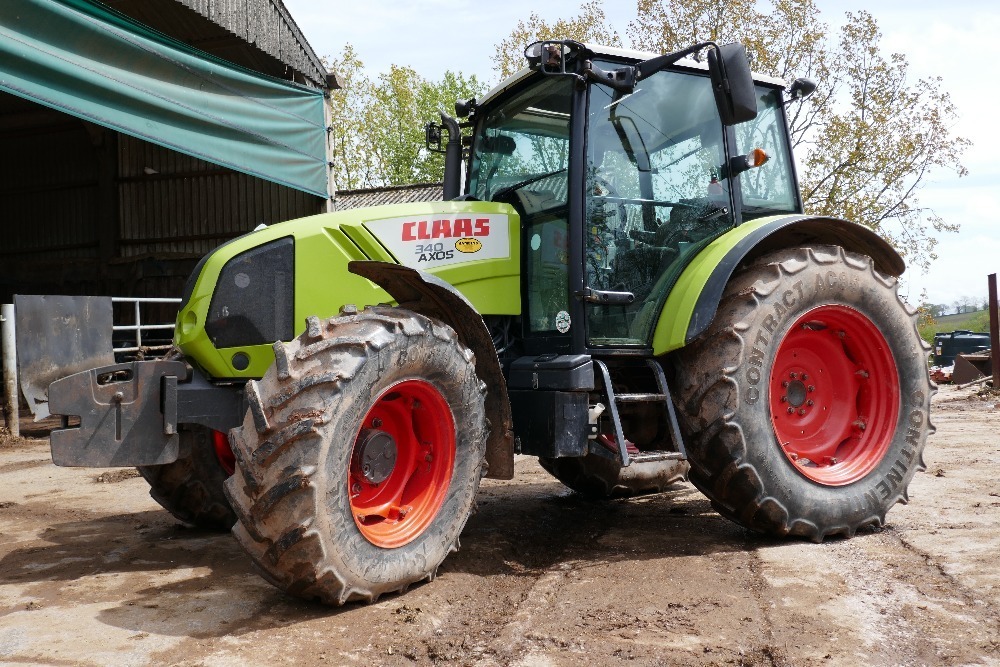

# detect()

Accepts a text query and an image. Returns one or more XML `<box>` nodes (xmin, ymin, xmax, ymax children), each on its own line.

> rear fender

<box><xmin>348</xmin><ymin>261</ymin><xmax>515</xmax><ymax>480</ymax></box>
<box><xmin>651</xmin><ymin>215</ymin><xmax>904</xmax><ymax>355</ymax></box>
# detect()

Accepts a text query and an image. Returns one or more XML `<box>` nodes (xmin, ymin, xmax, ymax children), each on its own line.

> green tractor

<box><xmin>49</xmin><ymin>40</ymin><xmax>932</xmax><ymax>605</ymax></box>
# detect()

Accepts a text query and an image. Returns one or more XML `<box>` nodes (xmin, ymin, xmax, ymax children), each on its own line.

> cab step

<box><xmin>630</xmin><ymin>451</ymin><xmax>687</xmax><ymax>463</ymax></box>
<box><xmin>592</xmin><ymin>359</ymin><xmax>688</xmax><ymax>467</ymax></box>
<box><xmin>615</xmin><ymin>392</ymin><xmax>668</xmax><ymax>404</ymax></box>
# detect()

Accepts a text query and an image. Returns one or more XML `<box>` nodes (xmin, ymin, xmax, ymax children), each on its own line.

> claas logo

<box><xmin>455</xmin><ymin>238</ymin><xmax>482</xmax><ymax>253</ymax></box>
<box><xmin>402</xmin><ymin>218</ymin><xmax>490</xmax><ymax>241</ymax></box>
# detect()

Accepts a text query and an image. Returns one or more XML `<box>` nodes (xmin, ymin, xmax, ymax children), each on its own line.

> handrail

<box><xmin>111</xmin><ymin>297</ymin><xmax>181</xmax><ymax>355</ymax></box>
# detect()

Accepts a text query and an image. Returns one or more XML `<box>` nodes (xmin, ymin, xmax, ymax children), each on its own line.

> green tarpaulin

<box><xmin>0</xmin><ymin>0</ymin><xmax>329</xmax><ymax>197</ymax></box>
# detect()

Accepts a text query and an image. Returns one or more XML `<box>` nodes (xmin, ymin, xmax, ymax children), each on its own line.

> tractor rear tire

<box><xmin>137</xmin><ymin>426</ymin><xmax>236</xmax><ymax>531</ymax></box>
<box><xmin>224</xmin><ymin>306</ymin><xmax>488</xmax><ymax>604</ymax></box>
<box><xmin>671</xmin><ymin>246</ymin><xmax>932</xmax><ymax>541</ymax></box>
<box><xmin>538</xmin><ymin>454</ymin><xmax>688</xmax><ymax>498</ymax></box>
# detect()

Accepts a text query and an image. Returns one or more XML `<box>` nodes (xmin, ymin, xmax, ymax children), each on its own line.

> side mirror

<box><xmin>481</xmin><ymin>134</ymin><xmax>516</xmax><ymax>156</ymax></box>
<box><xmin>707</xmin><ymin>43</ymin><xmax>757</xmax><ymax>126</ymax></box>
<box><xmin>424</xmin><ymin>122</ymin><xmax>444</xmax><ymax>153</ymax></box>
<box><xmin>524</xmin><ymin>40</ymin><xmax>583</xmax><ymax>75</ymax></box>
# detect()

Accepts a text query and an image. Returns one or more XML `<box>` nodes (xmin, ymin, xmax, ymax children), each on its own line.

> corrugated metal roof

<box><xmin>334</xmin><ymin>183</ymin><xmax>444</xmax><ymax>211</ymax></box>
<box><xmin>103</xmin><ymin>0</ymin><xmax>327</xmax><ymax>88</ymax></box>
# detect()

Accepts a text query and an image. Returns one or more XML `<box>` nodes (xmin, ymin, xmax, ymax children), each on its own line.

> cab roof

<box><xmin>478</xmin><ymin>42</ymin><xmax>785</xmax><ymax>109</ymax></box>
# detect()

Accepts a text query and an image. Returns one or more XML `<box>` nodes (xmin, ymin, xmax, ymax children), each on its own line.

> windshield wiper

<box><xmin>490</xmin><ymin>168</ymin><xmax>566</xmax><ymax>201</ymax></box>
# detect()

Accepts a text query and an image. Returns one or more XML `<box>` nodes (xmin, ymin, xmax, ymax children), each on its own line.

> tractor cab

<box><xmin>460</xmin><ymin>42</ymin><xmax>801</xmax><ymax>353</ymax></box>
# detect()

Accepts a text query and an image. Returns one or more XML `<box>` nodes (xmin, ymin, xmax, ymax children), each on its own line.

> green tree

<box><xmin>327</xmin><ymin>45</ymin><xmax>377</xmax><ymax>191</ymax></box>
<box><xmin>495</xmin><ymin>0</ymin><xmax>968</xmax><ymax>272</ymax></box>
<box><xmin>326</xmin><ymin>47</ymin><xmax>485</xmax><ymax>190</ymax></box>
<box><xmin>799</xmin><ymin>11</ymin><xmax>967</xmax><ymax>272</ymax></box>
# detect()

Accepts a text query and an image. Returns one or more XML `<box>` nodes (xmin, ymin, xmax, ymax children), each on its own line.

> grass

<box><xmin>918</xmin><ymin>309</ymin><xmax>993</xmax><ymax>346</ymax></box>
<box><xmin>933</xmin><ymin>310</ymin><xmax>989</xmax><ymax>331</ymax></box>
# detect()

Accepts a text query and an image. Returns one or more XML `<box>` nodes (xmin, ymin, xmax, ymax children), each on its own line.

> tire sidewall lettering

<box><xmin>731</xmin><ymin>251</ymin><xmax>930</xmax><ymax>519</ymax></box>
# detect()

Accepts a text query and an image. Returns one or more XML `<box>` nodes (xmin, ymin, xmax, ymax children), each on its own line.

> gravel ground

<box><xmin>0</xmin><ymin>384</ymin><xmax>998</xmax><ymax>666</ymax></box>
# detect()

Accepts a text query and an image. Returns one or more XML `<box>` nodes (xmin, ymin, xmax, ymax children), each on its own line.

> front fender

<box><xmin>348</xmin><ymin>261</ymin><xmax>515</xmax><ymax>480</ymax></box>
<box><xmin>651</xmin><ymin>215</ymin><xmax>904</xmax><ymax>355</ymax></box>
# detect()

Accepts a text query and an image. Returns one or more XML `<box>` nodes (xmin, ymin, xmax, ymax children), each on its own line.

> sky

<box><xmin>281</xmin><ymin>0</ymin><xmax>998</xmax><ymax>309</ymax></box>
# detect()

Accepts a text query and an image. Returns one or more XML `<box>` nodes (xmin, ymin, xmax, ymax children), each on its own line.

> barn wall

<box><xmin>0</xmin><ymin>111</ymin><xmax>323</xmax><ymax>303</ymax></box>
<box><xmin>0</xmin><ymin>124</ymin><xmax>99</xmax><ymax>263</ymax></box>
<box><xmin>117</xmin><ymin>134</ymin><xmax>321</xmax><ymax>260</ymax></box>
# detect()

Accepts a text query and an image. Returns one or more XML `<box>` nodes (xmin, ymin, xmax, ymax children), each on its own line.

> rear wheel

<box><xmin>224</xmin><ymin>307</ymin><xmax>487</xmax><ymax>604</ymax></box>
<box><xmin>671</xmin><ymin>246</ymin><xmax>932</xmax><ymax>541</ymax></box>
<box><xmin>538</xmin><ymin>454</ymin><xmax>687</xmax><ymax>498</ymax></box>
<box><xmin>137</xmin><ymin>426</ymin><xmax>236</xmax><ymax>530</ymax></box>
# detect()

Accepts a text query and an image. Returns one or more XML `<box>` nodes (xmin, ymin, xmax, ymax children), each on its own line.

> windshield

<box><xmin>468</xmin><ymin>77</ymin><xmax>573</xmax><ymax>203</ymax></box>
<box><xmin>585</xmin><ymin>66</ymin><xmax>733</xmax><ymax>346</ymax></box>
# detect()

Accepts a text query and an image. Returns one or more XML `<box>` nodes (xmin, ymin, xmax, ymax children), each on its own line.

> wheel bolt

<box><xmin>798</xmin><ymin>408</ymin><xmax>806</xmax><ymax>416</ymax></box>
<box><xmin>808</xmin><ymin>385</ymin><xmax>816</xmax><ymax>392</ymax></box>
<box><xmin>801</xmin><ymin>374</ymin><xmax>809</xmax><ymax>381</ymax></box>
<box><xmin>790</xmin><ymin>372</ymin><xmax>798</xmax><ymax>379</ymax></box>
<box><xmin>807</xmin><ymin>400</ymin><xmax>814</xmax><ymax>406</ymax></box>
<box><xmin>372</xmin><ymin>417</ymin><xmax>383</xmax><ymax>428</ymax></box>
<box><xmin>853</xmin><ymin>420</ymin><xmax>866</xmax><ymax>431</ymax></box>
<box><xmin>351</xmin><ymin>483</ymin><xmax>361</xmax><ymax>494</ymax></box>
<box><xmin>782</xmin><ymin>381</ymin><xmax>790</xmax><ymax>388</ymax></box>
<box><xmin>425</xmin><ymin>453</ymin><xmax>433</xmax><ymax>462</ymax></box>
<box><xmin>781</xmin><ymin>396</ymin><xmax>788</xmax><ymax>403</ymax></box>
<box><xmin>787</xmin><ymin>407</ymin><xmax>794</xmax><ymax>414</ymax></box>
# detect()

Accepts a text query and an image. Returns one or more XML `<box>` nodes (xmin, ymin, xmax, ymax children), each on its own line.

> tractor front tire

<box><xmin>224</xmin><ymin>307</ymin><xmax>487</xmax><ymax>604</ymax></box>
<box><xmin>672</xmin><ymin>246</ymin><xmax>932</xmax><ymax>541</ymax></box>
<box><xmin>538</xmin><ymin>454</ymin><xmax>688</xmax><ymax>498</ymax></box>
<box><xmin>137</xmin><ymin>426</ymin><xmax>236</xmax><ymax>531</ymax></box>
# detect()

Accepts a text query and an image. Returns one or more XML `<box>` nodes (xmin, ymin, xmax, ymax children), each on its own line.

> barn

<box><xmin>0</xmin><ymin>0</ymin><xmax>333</xmax><ymax>303</ymax></box>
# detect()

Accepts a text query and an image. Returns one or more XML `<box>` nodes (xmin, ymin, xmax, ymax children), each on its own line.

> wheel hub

<box><xmin>352</xmin><ymin>428</ymin><xmax>397</xmax><ymax>484</ymax></box>
<box><xmin>769</xmin><ymin>305</ymin><xmax>899</xmax><ymax>486</ymax></box>
<box><xmin>785</xmin><ymin>378</ymin><xmax>808</xmax><ymax>408</ymax></box>
<box><xmin>348</xmin><ymin>379</ymin><xmax>456</xmax><ymax>549</ymax></box>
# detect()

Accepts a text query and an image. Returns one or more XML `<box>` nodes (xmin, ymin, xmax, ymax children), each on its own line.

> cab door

<box><xmin>467</xmin><ymin>76</ymin><xmax>576</xmax><ymax>354</ymax></box>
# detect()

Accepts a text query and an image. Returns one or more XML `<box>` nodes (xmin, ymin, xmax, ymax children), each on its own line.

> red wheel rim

<box><xmin>769</xmin><ymin>305</ymin><xmax>899</xmax><ymax>486</ymax></box>
<box><xmin>349</xmin><ymin>379</ymin><xmax>455</xmax><ymax>548</ymax></box>
<box><xmin>212</xmin><ymin>430</ymin><xmax>235</xmax><ymax>476</ymax></box>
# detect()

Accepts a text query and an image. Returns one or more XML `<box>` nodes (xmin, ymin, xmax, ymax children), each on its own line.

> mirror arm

<box><xmin>634</xmin><ymin>41</ymin><xmax>717</xmax><ymax>82</ymax></box>
<box><xmin>583</xmin><ymin>61</ymin><xmax>637</xmax><ymax>93</ymax></box>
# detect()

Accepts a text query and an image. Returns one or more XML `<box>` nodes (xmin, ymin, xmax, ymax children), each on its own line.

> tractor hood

<box><xmin>174</xmin><ymin>201</ymin><xmax>521</xmax><ymax>379</ymax></box>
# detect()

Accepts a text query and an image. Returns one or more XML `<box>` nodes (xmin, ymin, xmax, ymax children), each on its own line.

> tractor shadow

<box><xmin>450</xmin><ymin>475</ymin><xmax>766</xmax><ymax>580</ymax></box>
<box><xmin>0</xmin><ymin>469</ymin><xmax>777</xmax><ymax>640</ymax></box>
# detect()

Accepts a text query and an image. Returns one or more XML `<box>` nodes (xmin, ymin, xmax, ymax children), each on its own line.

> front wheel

<box><xmin>137</xmin><ymin>426</ymin><xmax>236</xmax><ymax>530</ymax></box>
<box><xmin>672</xmin><ymin>246</ymin><xmax>932</xmax><ymax>541</ymax></box>
<box><xmin>224</xmin><ymin>306</ymin><xmax>487</xmax><ymax>604</ymax></box>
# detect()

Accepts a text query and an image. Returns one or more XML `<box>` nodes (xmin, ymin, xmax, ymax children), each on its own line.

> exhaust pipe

<box><xmin>440</xmin><ymin>112</ymin><xmax>462</xmax><ymax>200</ymax></box>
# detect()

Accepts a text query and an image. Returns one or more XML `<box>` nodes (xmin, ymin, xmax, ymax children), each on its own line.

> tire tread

<box><xmin>673</xmin><ymin>246</ymin><xmax>933</xmax><ymax>541</ymax></box>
